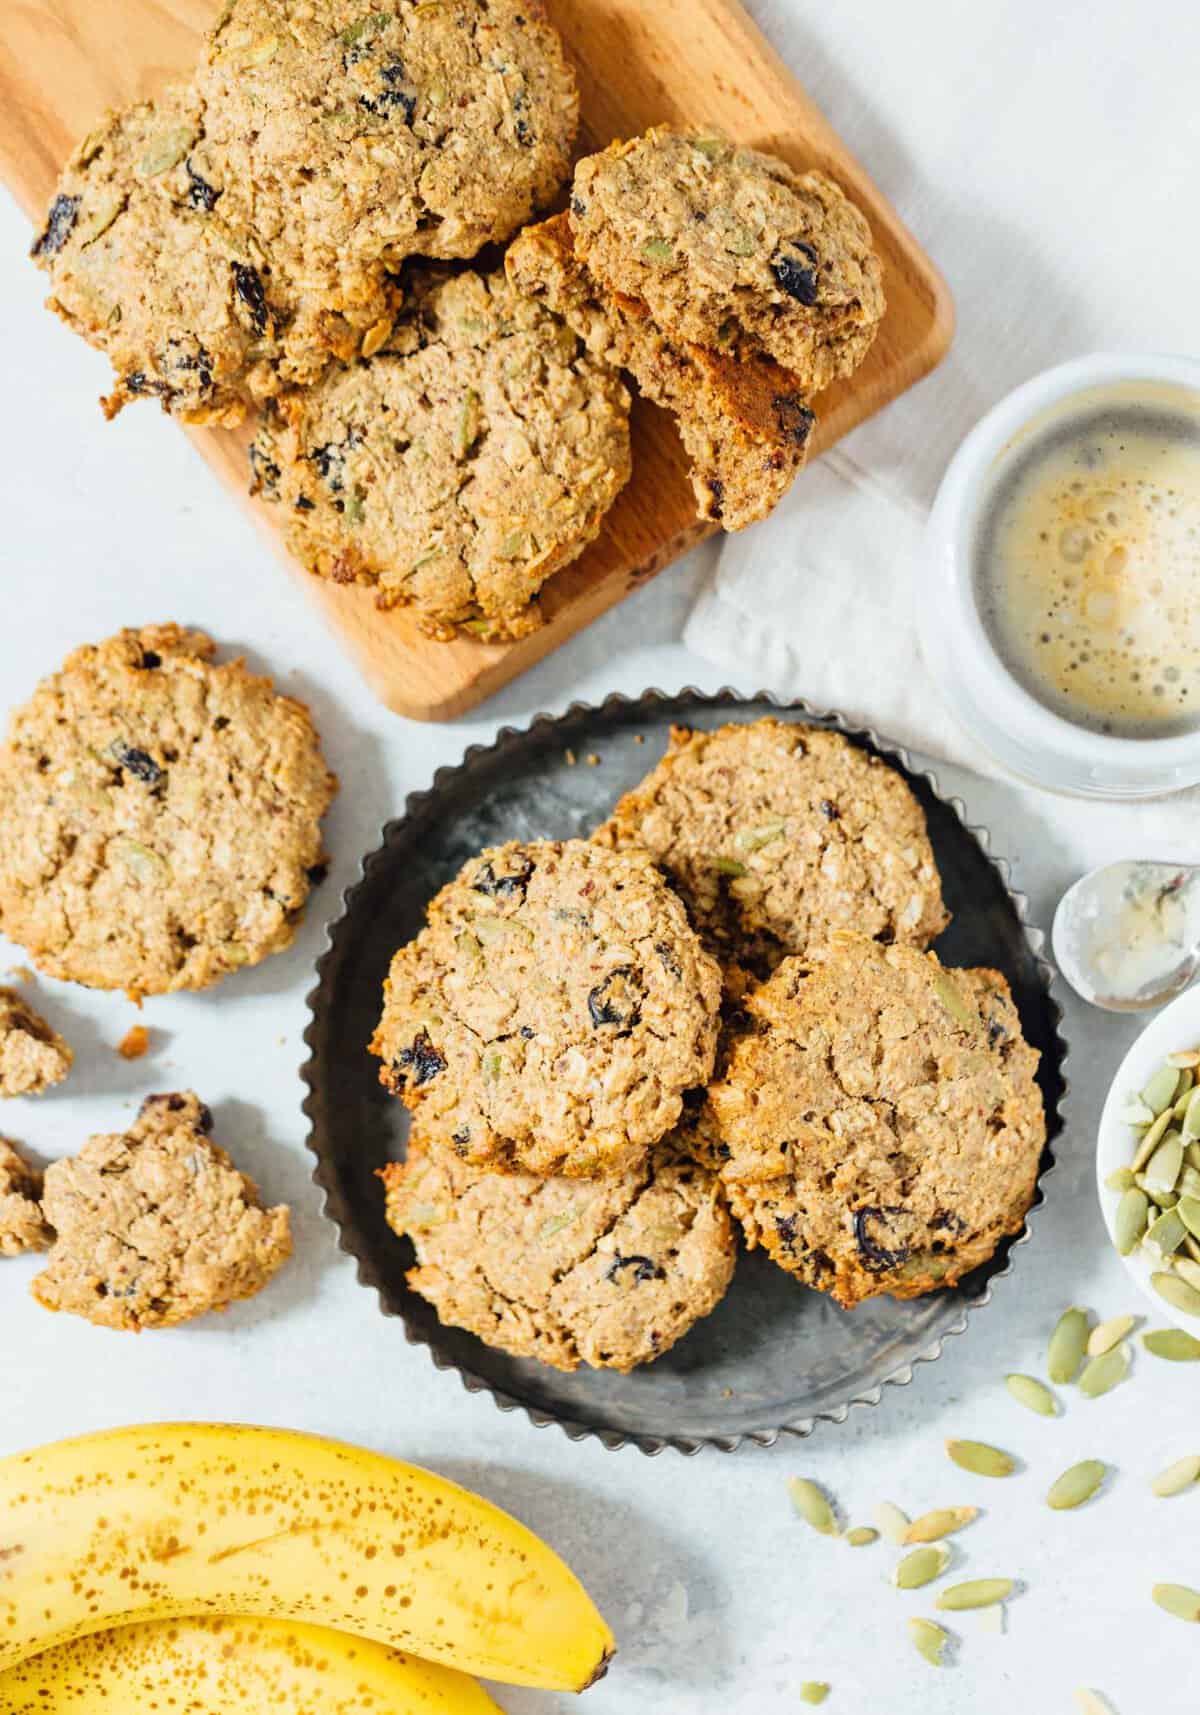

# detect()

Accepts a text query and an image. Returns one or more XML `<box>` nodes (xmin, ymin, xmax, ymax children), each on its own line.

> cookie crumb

<box><xmin>0</xmin><ymin>987</ymin><xmax>73</xmax><ymax>1097</ymax></box>
<box><xmin>634</xmin><ymin>733</ymin><xmax>646</xmax><ymax>744</ymax></box>
<box><xmin>565</xmin><ymin>747</ymin><xmax>577</xmax><ymax>765</ymax></box>
<box><xmin>586</xmin><ymin>752</ymin><xmax>600</xmax><ymax>766</ymax></box>
<box><xmin>117</xmin><ymin>1025</ymin><xmax>151</xmax><ymax>1061</ymax></box>
<box><xmin>0</xmin><ymin>1137</ymin><xmax>53</xmax><ymax>1256</ymax></box>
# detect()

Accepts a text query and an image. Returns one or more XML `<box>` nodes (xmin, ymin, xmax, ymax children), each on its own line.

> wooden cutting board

<box><xmin>0</xmin><ymin>0</ymin><xmax>952</xmax><ymax>720</ymax></box>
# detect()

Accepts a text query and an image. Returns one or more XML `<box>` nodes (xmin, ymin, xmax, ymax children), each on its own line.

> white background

<box><xmin>1</xmin><ymin>2</ymin><xmax>1197</xmax><ymax>1710</ymax></box>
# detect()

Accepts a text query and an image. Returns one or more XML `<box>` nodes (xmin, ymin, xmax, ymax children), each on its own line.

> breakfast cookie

<box><xmin>370</xmin><ymin>839</ymin><xmax>722</xmax><ymax>1176</ymax></box>
<box><xmin>0</xmin><ymin>625</ymin><xmax>337</xmax><ymax>998</ymax></box>
<box><xmin>252</xmin><ymin>267</ymin><xmax>631</xmax><ymax>639</ymax></box>
<box><xmin>594</xmin><ymin>720</ymin><xmax>948</xmax><ymax>972</ymax></box>
<box><xmin>32</xmin><ymin>1091</ymin><xmax>291</xmax><ymax>1330</ymax></box>
<box><xmin>0</xmin><ymin>988</ymin><xmax>73</xmax><ymax>1097</ymax></box>
<box><xmin>506</xmin><ymin>214</ymin><xmax>814</xmax><ymax>528</ymax></box>
<box><xmin>570</xmin><ymin>128</ymin><xmax>885</xmax><ymax>388</ymax></box>
<box><xmin>198</xmin><ymin>0</ymin><xmax>577</xmax><ymax>287</ymax></box>
<box><xmin>381</xmin><ymin>1133</ymin><xmax>735</xmax><ymax>1371</ymax></box>
<box><xmin>702</xmin><ymin>937</ymin><xmax>1045</xmax><ymax>1307</ymax></box>
<box><xmin>0</xmin><ymin>1138</ymin><xmax>52</xmax><ymax>1257</ymax></box>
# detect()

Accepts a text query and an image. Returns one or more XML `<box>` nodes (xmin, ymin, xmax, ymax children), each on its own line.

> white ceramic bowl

<box><xmin>1095</xmin><ymin>983</ymin><xmax>1200</xmax><ymax>1331</ymax></box>
<box><xmin>919</xmin><ymin>351</ymin><xmax>1200</xmax><ymax>798</ymax></box>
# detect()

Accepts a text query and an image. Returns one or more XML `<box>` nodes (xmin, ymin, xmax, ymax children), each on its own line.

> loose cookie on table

<box><xmin>32</xmin><ymin>1092</ymin><xmax>291</xmax><ymax>1330</ymax></box>
<box><xmin>506</xmin><ymin>214</ymin><xmax>815</xmax><ymax>529</ymax></box>
<box><xmin>701</xmin><ymin>937</ymin><xmax>1045</xmax><ymax>1308</ymax></box>
<box><xmin>252</xmin><ymin>266</ymin><xmax>631</xmax><ymax>640</ymax></box>
<box><xmin>0</xmin><ymin>1138</ymin><xmax>52</xmax><ymax>1257</ymax></box>
<box><xmin>0</xmin><ymin>625</ymin><xmax>337</xmax><ymax>998</ymax></box>
<box><xmin>570</xmin><ymin>128</ymin><xmax>885</xmax><ymax>389</ymax></box>
<box><xmin>0</xmin><ymin>988</ymin><xmax>72</xmax><ymax>1098</ymax></box>
<box><xmin>370</xmin><ymin>839</ymin><xmax>722</xmax><ymax>1177</ymax></box>
<box><xmin>381</xmin><ymin>1134</ymin><xmax>735</xmax><ymax>1372</ymax></box>
<box><xmin>594</xmin><ymin>720</ymin><xmax>948</xmax><ymax>972</ymax></box>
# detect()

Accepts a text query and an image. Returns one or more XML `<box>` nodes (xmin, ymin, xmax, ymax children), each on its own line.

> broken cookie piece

<box><xmin>0</xmin><ymin>1137</ymin><xmax>53</xmax><ymax>1256</ymax></box>
<box><xmin>0</xmin><ymin>986</ymin><xmax>73</xmax><ymax>1097</ymax></box>
<box><xmin>32</xmin><ymin>1091</ymin><xmax>291</xmax><ymax>1329</ymax></box>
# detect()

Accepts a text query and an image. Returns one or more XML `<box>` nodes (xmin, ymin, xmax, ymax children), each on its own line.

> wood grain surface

<box><xmin>0</xmin><ymin>0</ymin><xmax>953</xmax><ymax>719</ymax></box>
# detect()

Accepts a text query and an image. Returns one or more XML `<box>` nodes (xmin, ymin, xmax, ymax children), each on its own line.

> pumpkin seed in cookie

<box><xmin>1078</xmin><ymin>1344</ymin><xmax>1130</xmax><ymax>1398</ymax></box>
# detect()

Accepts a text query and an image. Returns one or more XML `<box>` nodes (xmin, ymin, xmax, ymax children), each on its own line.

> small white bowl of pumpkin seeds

<box><xmin>1096</xmin><ymin>985</ymin><xmax>1200</xmax><ymax>1328</ymax></box>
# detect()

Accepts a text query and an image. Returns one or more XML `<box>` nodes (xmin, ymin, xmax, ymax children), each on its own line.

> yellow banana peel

<box><xmin>0</xmin><ymin>1422</ymin><xmax>614</xmax><ymax>1691</ymax></box>
<box><xmin>0</xmin><ymin>1614</ymin><xmax>503</xmax><ymax>1714</ymax></box>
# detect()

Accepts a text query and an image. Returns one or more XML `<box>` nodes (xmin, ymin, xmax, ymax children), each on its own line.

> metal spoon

<box><xmin>1052</xmin><ymin>859</ymin><xmax>1200</xmax><ymax>1011</ymax></box>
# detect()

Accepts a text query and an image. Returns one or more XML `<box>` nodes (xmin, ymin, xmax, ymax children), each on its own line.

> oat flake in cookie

<box><xmin>0</xmin><ymin>625</ymin><xmax>337</xmax><ymax>998</ymax></box>
<box><xmin>0</xmin><ymin>988</ymin><xmax>72</xmax><ymax>1098</ymax></box>
<box><xmin>703</xmin><ymin>937</ymin><xmax>1045</xmax><ymax>1308</ymax></box>
<box><xmin>381</xmin><ymin>1135</ymin><xmax>735</xmax><ymax>1372</ymax></box>
<box><xmin>0</xmin><ymin>1138</ymin><xmax>52</xmax><ymax>1258</ymax></box>
<box><xmin>370</xmin><ymin>839</ymin><xmax>722</xmax><ymax>1177</ymax></box>
<box><xmin>253</xmin><ymin>268</ymin><xmax>631</xmax><ymax>640</ymax></box>
<box><xmin>570</xmin><ymin>128</ymin><xmax>885</xmax><ymax>389</ymax></box>
<box><xmin>595</xmin><ymin>720</ymin><xmax>948</xmax><ymax>973</ymax></box>
<box><xmin>32</xmin><ymin>1092</ymin><xmax>291</xmax><ymax>1330</ymax></box>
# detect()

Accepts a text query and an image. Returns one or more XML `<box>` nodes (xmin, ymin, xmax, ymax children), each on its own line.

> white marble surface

<box><xmin>1</xmin><ymin>15</ymin><xmax>1197</xmax><ymax>1710</ymax></box>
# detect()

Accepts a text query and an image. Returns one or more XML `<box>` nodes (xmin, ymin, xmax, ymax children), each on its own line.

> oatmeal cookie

<box><xmin>199</xmin><ymin>0</ymin><xmax>577</xmax><ymax>285</ymax></box>
<box><xmin>381</xmin><ymin>1133</ymin><xmax>735</xmax><ymax>1371</ymax></box>
<box><xmin>595</xmin><ymin>720</ymin><xmax>948</xmax><ymax>972</ymax></box>
<box><xmin>506</xmin><ymin>214</ymin><xmax>814</xmax><ymax>529</ymax></box>
<box><xmin>31</xmin><ymin>1091</ymin><xmax>291</xmax><ymax>1329</ymax></box>
<box><xmin>570</xmin><ymin>128</ymin><xmax>885</xmax><ymax>388</ymax></box>
<box><xmin>370</xmin><ymin>839</ymin><xmax>722</xmax><ymax>1176</ymax></box>
<box><xmin>252</xmin><ymin>267</ymin><xmax>631</xmax><ymax>639</ymax></box>
<box><xmin>0</xmin><ymin>1138</ymin><xmax>52</xmax><ymax>1257</ymax></box>
<box><xmin>0</xmin><ymin>988</ymin><xmax>73</xmax><ymax>1097</ymax></box>
<box><xmin>0</xmin><ymin>625</ymin><xmax>337</xmax><ymax>998</ymax></box>
<box><xmin>702</xmin><ymin>937</ymin><xmax>1045</xmax><ymax>1307</ymax></box>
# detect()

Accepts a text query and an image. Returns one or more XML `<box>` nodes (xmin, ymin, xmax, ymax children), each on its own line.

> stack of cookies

<box><xmin>32</xmin><ymin>4</ymin><xmax>885</xmax><ymax>642</ymax></box>
<box><xmin>375</xmin><ymin>718</ymin><xmax>1047</xmax><ymax>1373</ymax></box>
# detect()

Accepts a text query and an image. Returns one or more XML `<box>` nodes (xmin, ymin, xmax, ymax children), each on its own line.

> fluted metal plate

<box><xmin>302</xmin><ymin>690</ymin><xmax>1067</xmax><ymax>1455</ymax></box>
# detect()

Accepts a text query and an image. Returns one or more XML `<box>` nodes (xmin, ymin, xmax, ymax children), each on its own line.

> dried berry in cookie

<box><xmin>703</xmin><ymin>937</ymin><xmax>1044</xmax><ymax>1307</ymax></box>
<box><xmin>32</xmin><ymin>1091</ymin><xmax>291</xmax><ymax>1329</ymax></box>
<box><xmin>0</xmin><ymin>625</ymin><xmax>337</xmax><ymax>997</ymax></box>
<box><xmin>253</xmin><ymin>267</ymin><xmax>630</xmax><ymax>640</ymax></box>
<box><xmin>381</xmin><ymin>1133</ymin><xmax>735</xmax><ymax>1371</ymax></box>
<box><xmin>0</xmin><ymin>1138</ymin><xmax>52</xmax><ymax>1257</ymax></box>
<box><xmin>0</xmin><ymin>988</ymin><xmax>72</xmax><ymax>1097</ymax></box>
<box><xmin>370</xmin><ymin>839</ymin><xmax>722</xmax><ymax>1176</ymax></box>
<box><xmin>595</xmin><ymin>720</ymin><xmax>948</xmax><ymax>973</ymax></box>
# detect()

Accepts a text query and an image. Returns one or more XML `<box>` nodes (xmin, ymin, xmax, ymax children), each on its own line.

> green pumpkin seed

<box><xmin>1183</xmin><ymin>1090</ymin><xmax>1200</xmax><ymax>1139</ymax></box>
<box><xmin>844</xmin><ymin>1527</ymin><xmax>878</xmax><ymax>1547</ymax></box>
<box><xmin>1150</xmin><ymin>1454</ymin><xmax>1200</xmax><ymax>1497</ymax></box>
<box><xmin>1152</xmin><ymin>1270</ymin><xmax>1200</xmax><ymax>1316</ymax></box>
<box><xmin>1047</xmin><ymin>1459</ymin><xmax>1106</xmax><ymax>1510</ymax></box>
<box><xmin>1144</xmin><ymin>1326</ymin><xmax>1200</xmax><ymax>1360</ymax></box>
<box><xmin>945</xmin><ymin>1439</ymin><xmax>1015</xmax><ymax>1477</ymax></box>
<box><xmin>1078</xmin><ymin>1343</ymin><xmax>1130</xmax><ymax>1398</ymax></box>
<box><xmin>931</xmin><ymin>969</ymin><xmax>976</xmax><ymax>1031</ymax></box>
<box><xmin>893</xmin><ymin>1544</ymin><xmax>952</xmax><ymax>1589</ymax></box>
<box><xmin>1146</xmin><ymin>1207</ymin><xmax>1188</xmax><ymax>1257</ymax></box>
<box><xmin>873</xmin><ymin>1501</ymin><xmax>910</xmax><ymax>1544</ymax></box>
<box><xmin>1177</xmin><ymin>1194</ymin><xmax>1200</xmax><ymax>1239</ymax></box>
<box><xmin>1105</xmin><ymin>1166</ymin><xmax>1136</xmax><ymax>1192</ymax></box>
<box><xmin>1185</xmin><ymin>1233</ymin><xmax>1200</xmax><ymax>1263</ymax></box>
<box><xmin>1088</xmin><ymin>1315</ymin><xmax>1137</xmax><ymax>1356</ymax></box>
<box><xmin>1073</xmin><ymin>1692</ymin><xmax>1115</xmax><ymax>1715</ymax></box>
<box><xmin>788</xmin><ymin>1477</ymin><xmax>838</xmax><ymax>1536</ymax></box>
<box><xmin>1133</xmin><ymin>1108</ymin><xmax>1175</xmax><ymax>1170</ymax></box>
<box><xmin>481</xmin><ymin>1048</ymin><xmax>504</xmax><ymax>1082</ymax></box>
<box><xmin>1142</xmin><ymin>1064</ymin><xmax>1181</xmax><ymax>1115</ymax></box>
<box><xmin>734</xmin><ymin>819</ymin><xmax>787</xmax><ymax>853</ymax></box>
<box><xmin>712</xmin><ymin>855</ymin><xmax>747</xmax><ymax>876</ymax></box>
<box><xmin>1048</xmin><ymin>1306</ymin><xmax>1091</xmax><ymax>1381</ymax></box>
<box><xmin>1121</xmin><ymin>1097</ymin><xmax>1155</xmax><ymax>1127</ymax></box>
<box><xmin>907</xmin><ymin>1618</ymin><xmax>949</xmax><ymax>1666</ymax></box>
<box><xmin>1152</xmin><ymin>1582</ymin><xmax>1200</xmax><ymax>1622</ymax></box>
<box><xmin>138</xmin><ymin>125</ymin><xmax>196</xmax><ymax>177</ymax></box>
<box><xmin>537</xmin><ymin>1208</ymin><xmax>578</xmax><ymax>1244</ymax></box>
<box><xmin>1144</xmin><ymin>1134</ymin><xmax>1184</xmax><ymax>1196</ymax></box>
<box><xmin>456</xmin><ymin>388</ymin><xmax>481</xmax><ymax>458</ymax></box>
<box><xmin>692</xmin><ymin>135</ymin><xmax>726</xmax><ymax>160</ymax></box>
<box><xmin>799</xmin><ymin>1684</ymin><xmax>829</xmax><ymax>1705</ymax></box>
<box><xmin>111</xmin><ymin>836</ymin><xmax>170</xmax><ymax>886</ymax></box>
<box><xmin>1168</xmin><ymin>1049</ymin><xmax>1200</xmax><ymax>1068</ymax></box>
<box><xmin>1179</xmin><ymin>1167</ymin><xmax>1200</xmax><ymax>1201</ymax></box>
<box><xmin>1005</xmin><ymin>1373</ymin><xmax>1057</xmax><ymax>1416</ymax></box>
<box><xmin>76</xmin><ymin>193</ymin><xmax>125</xmax><ymax>248</ymax></box>
<box><xmin>1138</xmin><ymin>1175</ymin><xmax>1179</xmax><ymax>1210</ymax></box>
<box><xmin>935</xmin><ymin>1578</ymin><xmax>1014</xmax><ymax>1611</ymax></box>
<box><xmin>642</xmin><ymin>237</ymin><xmax>674</xmax><ymax>263</ymax></box>
<box><xmin>1173</xmin><ymin>1256</ymin><xmax>1200</xmax><ymax>1292</ymax></box>
<box><xmin>904</xmin><ymin>1507</ymin><xmax>978</xmax><ymax>1544</ymax></box>
<box><xmin>1115</xmin><ymin>1188</ymin><xmax>1150</xmax><ymax>1255</ymax></box>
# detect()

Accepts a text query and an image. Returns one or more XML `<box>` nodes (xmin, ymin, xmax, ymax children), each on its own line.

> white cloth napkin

<box><xmin>685</xmin><ymin>0</ymin><xmax>1200</xmax><ymax>819</ymax></box>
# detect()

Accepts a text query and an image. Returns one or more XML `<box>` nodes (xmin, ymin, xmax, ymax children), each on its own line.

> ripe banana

<box><xmin>0</xmin><ymin>1615</ymin><xmax>502</xmax><ymax>1715</ymax></box>
<box><xmin>0</xmin><ymin>1423</ymin><xmax>614</xmax><ymax>1691</ymax></box>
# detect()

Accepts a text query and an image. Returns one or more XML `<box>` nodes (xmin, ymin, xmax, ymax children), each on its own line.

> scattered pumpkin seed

<box><xmin>1073</xmin><ymin>1692</ymin><xmax>1115</xmax><ymax>1715</ymax></box>
<box><xmin>844</xmin><ymin>1527</ymin><xmax>878</xmax><ymax>1547</ymax></box>
<box><xmin>936</xmin><ymin>1579</ymin><xmax>1014</xmax><ymax>1611</ymax></box>
<box><xmin>1144</xmin><ymin>1134</ymin><xmax>1184</xmax><ymax>1196</ymax></box>
<box><xmin>873</xmin><ymin>1502</ymin><xmax>910</xmax><ymax>1544</ymax></box>
<box><xmin>1047</xmin><ymin>1459</ymin><xmax>1106</xmax><ymax>1510</ymax></box>
<box><xmin>788</xmin><ymin>1477</ymin><xmax>838</xmax><ymax>1536</ymax></box>
<box><xmin>1150</xmin><ymin>1454</ymin><xmax>1200</xmax><ymax>1497</ymax></box>
<box><xmin>1047</xmin><ymin>1305</ymin><xmax>1091</xmax><ymax>1381</ymax></box>
<box><xmin>1105</xmin><ymin>1166</ymin><xmax>1136</xmax><ymax>1192</ymax></box>
<box><xmin>799</xmin><ymin>1684</ymin><xmax>829</xmax><ymax>1705</ymax></box>
<box><xmin>1115</xmin><ymin>1188</ymin><xmax>1150</xmax><ymax>1255</ymax></box>
<box><xmin>1005</xmin><ymin>1373</ymin><xmax>1057</xmax><ymax>1416</ymax></box>
<box><xmin>1133</xmin><ymin>1108</ymin><xmax>1175</xmax><ymax>1170</ymax></box>
<box><xmin>1144</xmin><ymin>1326</ymin><xmax>1200</xmax><ymax>1360</ymax></box>
<box><xmin>642</xmin><ymin>237</ymin><xmax>674</xmax><ymax>263</ymax></box>
<box><xmin>904</xmin><ymin>1507</ymin><xmax>979</xmax><ymax>1544</ymax></box>
<box><xmin>1152</xmin><ymin>1270</ymin><xmax>1200</xmax><ymax>1316</ymax></box>
<box><xmin>893</xmin><ymin>1544</ymin><xmax>952</xmax><ymax>1589</ymax></box>
<box><xmin>907</xmin><ymin>1618</ymin><xmax>949</xmax><ymax>1666</ymax></box>
<box><xmin>1079</xmin><ymin>1343</ymin><xmax>1130</xmax><ymax>1398</ymax></box>
<box><xmin>1088</xmin><ymin>1315</ymin><xmax>1137</xmax><ymax>1356</ymax></box>
<box><xmin>945</xmin><ymin>1439</ymin><xmax>1016</xmax><ymax>1477</ymax></box>
<box><xmin>1142</xmin><ymin>1064</ymin><xmax>1181</xmax><ymax>1115</ymax></box>
<box><xmin>1151</xmin><ymin>1582</ymin><xmax>1200</xmax><ymax>1622</ymax></box>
